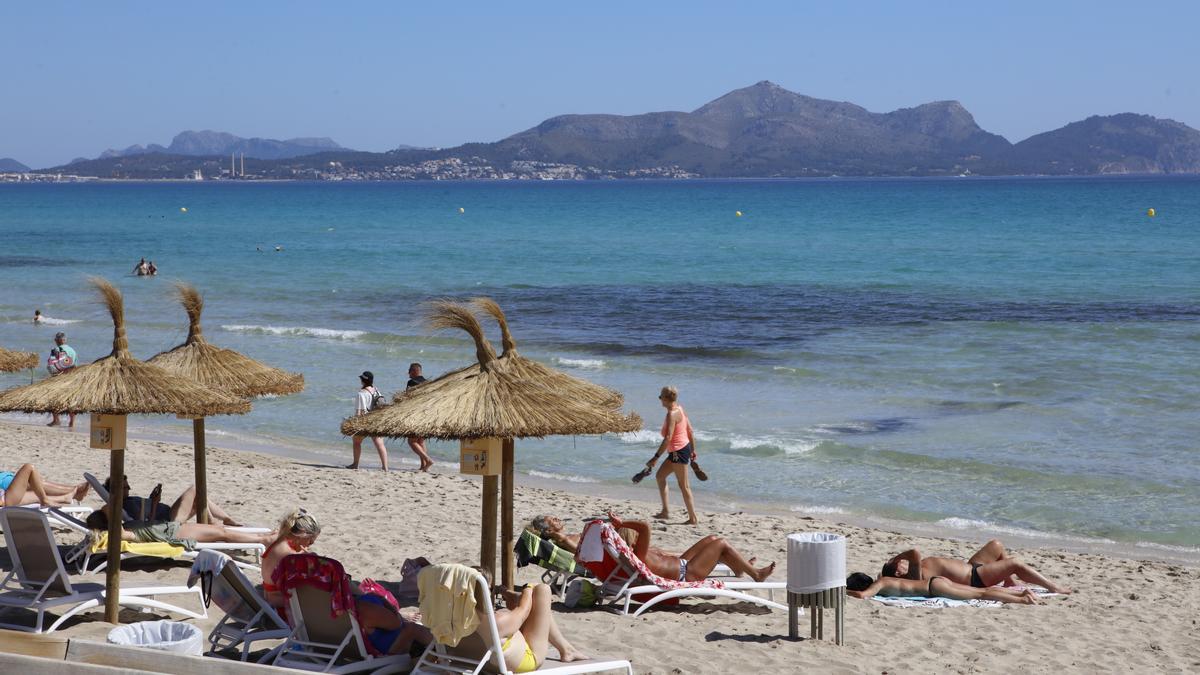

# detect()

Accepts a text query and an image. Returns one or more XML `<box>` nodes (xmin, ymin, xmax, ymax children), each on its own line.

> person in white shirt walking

<box><xmin>348</xmin><ymin>371</ymin><xmax>389</xmax><ymax>471</ymax></box>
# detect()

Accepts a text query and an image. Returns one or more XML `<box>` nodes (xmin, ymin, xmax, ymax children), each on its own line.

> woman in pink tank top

<box><xmin>644</xmin><ymin>386</ymin><xmax>700</xmax><ymax>525</ymax></box>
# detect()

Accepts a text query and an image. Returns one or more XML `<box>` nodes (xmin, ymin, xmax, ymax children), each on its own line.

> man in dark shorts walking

<box><xmin>405</xmin><ymin>363</ymin><xmax>434</xmax><ymax>471</ymax></box>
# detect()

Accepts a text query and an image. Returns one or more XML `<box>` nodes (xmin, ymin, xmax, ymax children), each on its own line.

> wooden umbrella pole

<box><xmin>105</xmin><ymin>446</ymin><xmax>125</xmax><ymax>623</ymax></box>
<box><xmin>501</xmin><ymin>438</ymin><xmax>515</xmax><ymax>590</ymax></box>
<box><xmin>481</xmin><ymin>474</ymin><xmax>499</xmax><ymax>586</ymax></box>
<box><xmin>193</xmin><ymin>418</ymin><xmax>209</xmax><ymax>524</ymax></box>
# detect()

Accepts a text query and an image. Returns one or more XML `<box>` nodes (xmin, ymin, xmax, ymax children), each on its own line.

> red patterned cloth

<box><xmin>272</xmin><ymin>553</ymin><xmax>356</xmax><ymax>621</ymax></box>
<box><xmin>578</xmin><ymin>520</ymin><xmax>724</xmax><ymax>591</ymax></box>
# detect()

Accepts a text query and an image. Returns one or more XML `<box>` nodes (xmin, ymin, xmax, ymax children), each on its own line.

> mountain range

<box><xmin>0</xmin><ymin>158</ymin><xmax>31</xmax><ymax>172</ymax></box>
<box><xmin>92</xmin><ymin>130</ymin><xmax>346</xmax><ymax>162</ymax></box>
<box><xmin>35</xmin><ymin>82</ymin><xmax>1200</xmax><ymax>177</ymax></box>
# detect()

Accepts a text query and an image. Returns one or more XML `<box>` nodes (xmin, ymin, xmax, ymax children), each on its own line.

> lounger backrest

<box><xmin>83</xmin><ymin>473</ymin><xmax>138</xmax><ymax>522</ymax></box>
<box><xmin>293</xmin><ymin>584</ymin><xmax>365</xmax><ymax>660</ymax></box>
<box><xmin>0</xmin><ymin>508</ymin><xmax>72</xmax><ymax>596</ymax></box>
<box><xmin>216</xmin><ymin>562</ymin><xmax>285</xmax><ymax>626</ymax></box>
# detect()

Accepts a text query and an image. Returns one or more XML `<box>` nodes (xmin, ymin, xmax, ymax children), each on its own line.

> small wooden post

<box><xmin>481</xmin><ymin>474</ymin><xmax>499</xmax><ymax>585</ymax></box>
<box><xmin>105</xmin><ymin>446</ymin><xmax>125</xmax><ymax>623</ymax></box>
<box><xmin>193</xmin><ymin>418</ymin><xmax>209</xmax><ymax>524</ymax></box>
<box><xmin>500</xmin><ymin>438</ymin><xmax>515</xmax><ymax>590</ymax></box>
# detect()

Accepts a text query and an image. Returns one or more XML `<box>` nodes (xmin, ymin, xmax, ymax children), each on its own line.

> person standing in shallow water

<box><xmin>646</xmin><ymin>386</ymin><xmax>699</xmax><ymax>525</ymax></box>
<box><xmin>48</xmin><ymin>331</ymin><xmax>77</xmax><ymax>428</ymax></box>
<box><xmin>348</xmin><ymin>371</ymin><xmax>389</xmax><ymax>471</ymax></box>
<box><xmin>404</xmin><ymin>362</ymin><xmax>434</xmax><ymax>471</ymax></box>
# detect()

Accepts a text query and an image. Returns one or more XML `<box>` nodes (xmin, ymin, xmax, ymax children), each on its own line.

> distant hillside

<box><xmin>1002</xmin><ymin>114</ymin><xmax>1200</xmax><ymax>174</ymax></box>
<box><xmin>89</xmin><ymin>130</ymin><xmax>346</xmax><ymax>162</ymax></box>
<box><xmin>464</xmin><ymin>81</ymin><xmax>1012</xmax><ymax>176</ymax></box>
<box><xmin>42</xmin><ymin>82</ymin><xmax>1200</xmax><ymax>178</ymax></box>
<box><xmin>0</xmin><ymin>157</ymin><xmax>30</xmax><ymax>172</ymax></box>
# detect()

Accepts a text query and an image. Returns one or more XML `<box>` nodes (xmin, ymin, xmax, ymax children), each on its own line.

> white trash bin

<box><xmin>108</xmin><ymin>620</ymin><xmax>204</xmax><ymax>656</ymax></box>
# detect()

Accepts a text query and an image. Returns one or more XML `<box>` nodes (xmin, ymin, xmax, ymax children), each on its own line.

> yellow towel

<box><xmin>90</xmin><ymin>532</ymin><xmax>185</xmax><ymax>558</ymax></box>
<box><xmin>418</xmin><ymin>563</ymin><xmax>480</xmax><ymax>647</ymax></box>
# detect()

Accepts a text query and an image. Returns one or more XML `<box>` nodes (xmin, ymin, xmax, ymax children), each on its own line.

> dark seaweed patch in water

<box><xmin>361</xmin><ymin>284</ymin><xmax>1200</xmax><ymax>364</ymax></box>
<box><xmin>822</xmin><ymin>417</ymin><xmax>911</xmax><ymax>434</ymax></box>
<box><xmin>933</xmin><ymin>400</ymin><xmax>1024</xmax><ymax>413</ymax></box>
<box><xmin>0</xmin><ymin>255</ymin><xmax>79</xmax><ymax>268</ymax></box>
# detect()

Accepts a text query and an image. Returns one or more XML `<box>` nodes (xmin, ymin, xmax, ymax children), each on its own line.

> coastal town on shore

<box><xmin>1</xmin><ymin>156</ymin><xmax>700</xmax><ymax>183</ymax></box>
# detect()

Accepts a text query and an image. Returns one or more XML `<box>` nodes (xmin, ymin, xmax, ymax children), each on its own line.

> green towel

<box><xmin>515</xmin><ymin>529</ymin><xmax>587</xmax><ymax>576</ymax></box>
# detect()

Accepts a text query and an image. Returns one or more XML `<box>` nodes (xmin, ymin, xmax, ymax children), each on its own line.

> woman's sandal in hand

<box><xmin>631</xmin><ymin>467</ymin><xmax>652</xmax><ymax>483</ymax></box>
<box><xmin>691</xmin><ymin>462</ymin><xmax>709</xmax><ymax>481</ymax></box>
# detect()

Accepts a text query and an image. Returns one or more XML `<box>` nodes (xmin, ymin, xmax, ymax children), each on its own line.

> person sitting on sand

<box><xmin>260</xmin><ymin>509</ymin><xmax>432</xmax><ymax>656</ymax></box>
<box><xmin>845</xmin><ymin>572</ymin><xmax>1044</xmax><ymax>605</ymax></box>
<box><xmin>84</xmin><ymin>508</ymin><xmax>275</xmax><ymax>550</ymax></box>
<box><xmin>102</xmin><ymin>475</ymin><xmax>245</xmax><ymax>526</ymax></box>
<box><xmin>455</xmin><ymin>567</ymin><xmax>589</xmax><ymax>672</ymax></box>
<box><xmin>877</xmin><ymin>539</ymin><xmax>1072</xmax><ymax>594</ymax></box>
<box><xmin>530</xmin><ymin>512</ymin><xmax>776</xmax><ymax>582</ymax></box>
<box><xmin>0</xmin><ymin>464</ymin><xmax>89</xmax><ymax>507</ymax></box>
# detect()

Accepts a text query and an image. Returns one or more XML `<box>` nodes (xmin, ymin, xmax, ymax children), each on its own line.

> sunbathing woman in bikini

<box><xmin>456</xmin><ymin>568</ymin><xmax>588</xmax><ymax>673</ymax></box>
<box><xmin>0</xmin><ymin>464</ymin><xmax>89</xmax><ymax>507</ymax></box>
<box><xmin>845</xmin><ymin>572</ymin><xmax>1044</xmax><ymax>605</ymax></box>
<box><xmin>878</xmin><ymin>540</ymin><xmax>1072</xmax><ymax>594</ymax></box>
<box><xmin>530</xmin><ymin>512</ymin><xmax>776</xmax><ymax>582</ymax></box>
<box><xmin>261</xmin><ymin>509</ymin><xmax>431</xmax><ymax>656</ymax></box>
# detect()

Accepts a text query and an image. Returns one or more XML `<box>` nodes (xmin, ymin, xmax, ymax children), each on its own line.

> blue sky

<box><xmin>3</xmin><ymin>1</ymin><xmax>1198</xmax><ymax>168</ymax></box>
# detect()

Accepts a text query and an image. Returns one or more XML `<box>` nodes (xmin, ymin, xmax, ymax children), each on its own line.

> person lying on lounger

<box><xmin>846</xmin><ymin>572</ymin><xmax>1043</xmax><ymax>604</ymax></box>
<box><xmin>260</xmin><ymin>508</ymin><xmax>432</xmax><ymax>656</ymax></box>
<box><xmin>102</xmin><ymin>474</ymin><xmax>244</xmax><ymax>526</ymax></box>
<box><xmin>84</xmin><ymin>509</ymin><xmax>275</xmax><ymax>550</ymax></box>
<box><xmin>461</xmin><ymin>568</ymin><xmax>590</xmax><ymax>672</ymax></box>
<box><xmin>0</xmin><ymin>463</ymin><xmax>89</xmax><ymax>507</ymax></box>
<box><xmin>529</xmin><ymin>512</ymin><xmax>776</xmax><ymax>582</ymax></box>
<box><xmin>877</xmin><ymin>539</ymin><xmax>1072</xmax><ymax>594</ymax></box>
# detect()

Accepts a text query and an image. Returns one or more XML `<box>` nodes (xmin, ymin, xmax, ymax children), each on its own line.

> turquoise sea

<box><xmin>1</xmin><ymin>178</ymin><xmax>1197</xmax><ymax>553</ymax></box>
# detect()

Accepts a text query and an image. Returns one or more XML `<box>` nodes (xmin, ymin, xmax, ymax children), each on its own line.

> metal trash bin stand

<box><xmin>786</xmin><ymin>532</ymin><xmax>846</xmax><ymax>645</ymax></box>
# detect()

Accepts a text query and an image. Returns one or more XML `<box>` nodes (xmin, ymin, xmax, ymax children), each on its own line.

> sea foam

<box><xmin>552</xmin><ymin>357</ymin><xmax>607</xmax><ymax>370</ymax></box>
<box><xmin>221</xmin><ymin>324</ymin><xmax>366</xmax><ymax>340</ymax></box>
<box><xmin>528</xmin><ymin>469</ymin><xmax>599</xmax><ymax>484</ymax></box>
<box><xmin>936</xmin><ymin>517</ymin><xmax>1116</xmax><ymax>546</ymax></box>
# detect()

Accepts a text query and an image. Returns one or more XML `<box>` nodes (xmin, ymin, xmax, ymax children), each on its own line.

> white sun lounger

<box><xmin>270</xmin><ymin>557</ymin><xmax>410</xmax><ymax>674</ymax></box>
<box><xmin>576</xmin><ymin>521</ymin><xmax>787</xmax><ymax>617</ymax></box>
<box><xmin>189</xmin><ymin>550</ymin><xmax>291</xmax><ymax>661</ymax></box>
<box><xmin>0</xmin><ymin>507</ymin><xmax>207</xmax><ymax>633</ymax></box>
<box><xmin>411</xmin><ymin>565</ymin><xmax>633</xmax><ymax>675</ymax></box>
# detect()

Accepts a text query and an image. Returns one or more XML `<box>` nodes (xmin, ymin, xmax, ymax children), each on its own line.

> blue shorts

<box><xmin>667</xmin><ymin>443</ymin><xmax>693</xmax><ymax>465</ymax></box>
<box><xmin>0</xmin><ymin>471</ymin><xmax>14</xmax><ymax>491</ymax></box>
<box><xmin>358</xmin><ymin>593</ymin><xmax>405</xmax><ymax>654</ymax></box>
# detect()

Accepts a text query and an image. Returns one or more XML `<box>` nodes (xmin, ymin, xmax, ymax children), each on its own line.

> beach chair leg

<box><xmin>787</xmin><ymin>592</ymin><xmax>798</xmax><ymax>639</ymax></box>
<box><xmin>836</xmin><ymin>586</ymin><xmax>844</xmax><ymax>646</ymax></box>
<box><xmin>809</xmin><ymin>600</ymin><xmax>817</xmax><ymax>639</ymax></box>
<box><xmin>818</xmin><ymin>602</ymin><xmax>824</xmax><ymax>640</ymax></box>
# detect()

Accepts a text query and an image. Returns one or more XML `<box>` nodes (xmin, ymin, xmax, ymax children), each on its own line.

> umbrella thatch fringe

<box><xmin>149</xmin><ymin>283</ymin><xmax>304</xmax><ymax>398</ymax></box>
<box><xmin>471</xmin><ymin>297</ymin><xmax>516</xmax><ymax>356</ymax></box>
<box><xmin>343</xmin><ymin>299</ymin><xmax>641</xmax><ymax>440</ymax></box>
<box><xmin>429</xmin><ymin>300</ymin><xmax>497</xmax><ymax>368</ymax></box>
<box><xmin>0</xmin><ymin>346</ymin><xmax>38</xmax><ymax>373</ymax></box>
<box><xmin>91</xmin><ymin>277</ymin><xmax>130</xmax><ymax>357</ymax></box>
<box><xmin>175</xmin><ymin>282</ymin><xmax>205</xmax><ymax>343</ymax></box>
<box><xmin>0</xmin><ymin>278</ymin><xmax>251</xmax><ymax>416</ymax></box>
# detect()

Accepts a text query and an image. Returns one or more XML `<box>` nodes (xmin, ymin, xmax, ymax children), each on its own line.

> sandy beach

<box><xmin>1</xmin><ymin>420</ymin><xmax>1197</xmax><ymax>673</ymax></box>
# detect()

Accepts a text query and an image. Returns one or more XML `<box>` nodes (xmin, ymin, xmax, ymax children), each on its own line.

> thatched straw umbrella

<box><xmin>0</xmin><ymin>345</ymin><xmax>38</xmax><ymax>373</ymax></box>
<box><xmin>148</xmin><ymin>283</ymin><xmax>304</xmax><ymax>523</ymax></box>
<box><xmin>342</xmin><ymin>299</ymin><xmax>640</xmax><ymax>587</ymax></box>
<box><xmin>0</xmin><ymin>278</ymin><xmax>250</xmax><ymax>623</ymax></box>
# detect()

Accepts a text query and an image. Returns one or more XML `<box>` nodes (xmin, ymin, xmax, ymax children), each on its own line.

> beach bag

<box><xmin>563</xmin><ymin>578</ymin><xmax>597</xmax><ymax>608</ymax></box>
<box><xmin>396</xmin><ymin>556</ymin><xmax>431</xmax><ymax>598</ymax></box>
<box><xmin>369</xmin><ymin>386</ymin><xmax>386</xmax><ymax>411</ymax></box>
